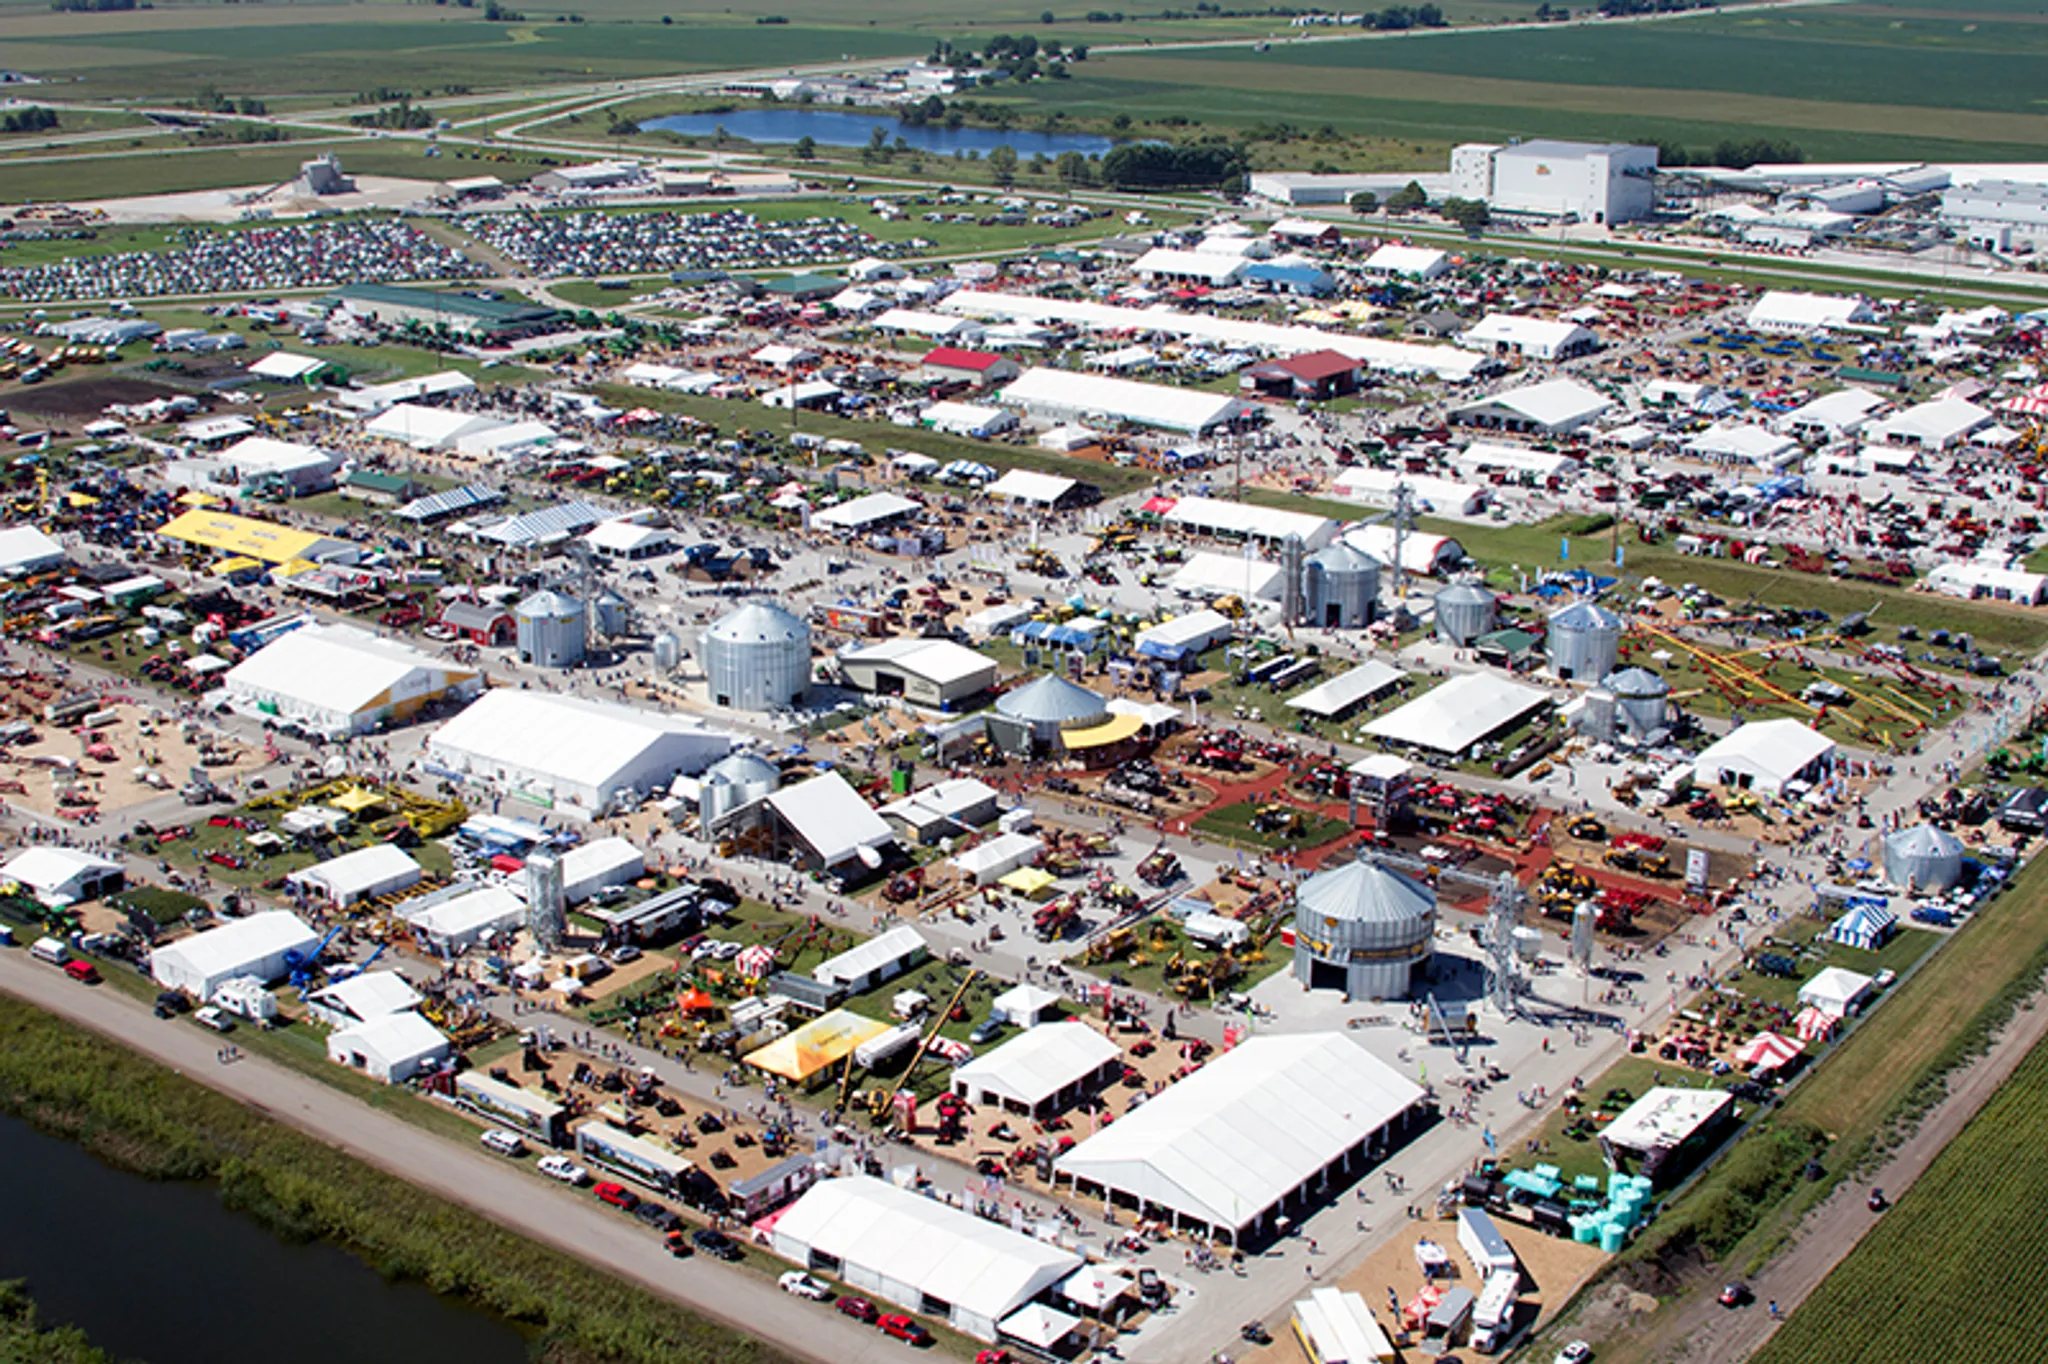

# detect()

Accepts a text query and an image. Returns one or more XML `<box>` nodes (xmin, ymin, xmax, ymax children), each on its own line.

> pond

<box><xmin>0</xmin><ymin>1113</ymin><xmax>529</xmax><ymax>1364</ymax></box>
<box><xmin>643</xmin><ymin>107</ymin><xmax>1117</xmax><ymax>158</ymax></box>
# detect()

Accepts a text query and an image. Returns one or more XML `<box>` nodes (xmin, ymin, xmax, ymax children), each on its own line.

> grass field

<box><xmin>1192</xmin><ymin>799</ymin><xmax>1352</xmax><ymax>853</ymax></box>
<box><xmin>0</xmin><ymin>139</ymin><xmax>550</xmax><ymax>206</ymax></box>
<box><xmin>1752</xmin><ymin>1023</ymin><xmax>2048</xmax><ymax>1364</ymax></box>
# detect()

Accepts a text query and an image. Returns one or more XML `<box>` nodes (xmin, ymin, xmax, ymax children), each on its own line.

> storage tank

<box><xmin>698</xmin><ymin>750</ymin><xmax>781</xmax><ymax>826</ymax></box>
<box><xmin>592</xmin><ymin>588</ymin><xmax>631</xmax><ymax>640</ymax></box>
<box><xmin>1547</xmin><ymin>599</ymin><xmax>1623</xmax><ymax>683</ymax></box>
<box><xmin>652</xmin><ymin>630</ymin><xmax>682</xmax><ymax>672</ymax></box>
<box><xmin>1576</xmin><ymin>688</ymin><xmax>1617</xmax><ymax>742</ymax></box>
<box><xmin>703</xmin><ymin>600</ymin><xmax>811</xmax><ymax>711</ymax></box>
<box><xmin>1882</xmin><ymin>824</ymin><xmax>1966</xmax><ymax>893</ymax></box>
<box><xmin>525</xmin><ymin>851</ymin><xmax>566</xmax><ymax>952</ymax></box>
<box><xmin>1291</xmin><ymin>857</ymin><xmax>1437</xmax><ymax>1001</ymax></box>
<box><xmin>1303</xmin><ymin>541</ymin><xmax>1382</xmax><ymax>629</ymax></box>
<box><xmin>1434</xmin><ymin>582</ymin><xmax>1497</xmax><ymax>646</ymax></box>
<box><xmin>515</xmin><ymin>589</ymin><xmax>586</xmax><ymax>669</ymax></box>
<box><xmin>1604</xmin><ymin>666</ymin><xmax>1671</xmax><ymax>739</ymax></box>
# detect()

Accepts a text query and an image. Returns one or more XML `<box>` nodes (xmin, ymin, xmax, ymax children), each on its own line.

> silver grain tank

<box><xmin>703</xmin><ymin>600</ymin><xmax>811</xmax><ymax>711</ymax></box>
<box><xmin>1882</xmin><ymin>824</ymin><xmax>1966</xmax><ymax>893</ymax></box>
<box><xmin>514</xmin><ymin>589</ymin><xmax>586</xmax><ymax>669</ymax></box>
<box><xmin>1547</xmin><ymin>599</ymin><xmax>1622</xmax><ymax>683</ymax></box>
<box><xmin>1605</xmin><ymin>666</ymin><xmax>1671</xmax><ymax>739</ymax></box>
<box><xmin>592</xmin><ymin>588</ymin><xmax>631</xmax><ymax>639</ymax></box>
<box><xmin>1291</xmin><ymin>858</ymin><xmax>1437</xmax><ymax>1001</ymax></box>
<box><xmin>1576</xmin><ymin>688</ymin><xmax>1617</xmax><ymax>742</ymax></box>
<box><xmin>1434</xmin><ymin>582</ymin><xmax>1497</xmax><ymax>646</ymax></box>
<box><xmin>1303</xmin><ymin>541</ymin><xmax>1382</xmax><ymax>629</ymax></box>
<box><xmin>525</xmin><ymin>851</ymin><xmax>566</xmax><ymax>952</ymax></box>
<box><xmin>698</xmin><ymin>750</ymin><xmax>782</xmax><ymax>827</ymax></box>
<box><xmin>652</xmin><ymin>630</ymin><xmax>682</xmax><ymax>672</ymax></box>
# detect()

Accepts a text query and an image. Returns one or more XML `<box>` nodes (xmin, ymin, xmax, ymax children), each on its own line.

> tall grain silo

<box><xmin>1547</xmin><ymin>599</ymin><xmax>1623</xmax><ymax>683</ymax></box>
<box><xmin>1291</xmin><ymin>858</ymin><xmax>1437</xmax><ymax>1001</ymax></box>
<box><xmin>1303</xmin><ymin>541</ymin><xmax>1383</xmax><ymax>630</ymax></box>
<box><xmin>515</xmin><ymin>589</ymin><xmax>586</xmax><ymax>669</ymax></box>
<box><xmin>1434</xmin><ymin>582</ymin><xmax>1497</xmax><ymax>646</ymax></box>
<box><xmin>703</xmin><ymin>601</ymin><xmax>811</xmax><ymax>711</ymax></box>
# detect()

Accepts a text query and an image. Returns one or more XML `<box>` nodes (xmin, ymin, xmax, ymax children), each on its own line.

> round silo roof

<box><xmin>705</xmin><ymin>751</ymin><xmax>780</xmax><ymax>787</ymax></box>
<box><xmin>1549</xmin><ymin>599</ymin><xmax>1623</xmax><ymax>631</ymax></box>
<box><xmin>996</xmin><ymin>674</ymin><xmax>1108</xmax><ymax>725</ymax></box>
<box><xmin>705</xmin><ymin>600</ymin><xmax>807</xmax><ymax>644</ymax></box>
<box><xmin>1603</xmin><ymin>666</ymin><xmax>1668</xmax><ymax>696</ymax></box>
<box><xmin>1885</xmin><ymin>824</ymin><xmax>1964</xmax><ymax>861</ymax></box>
<box><xmin>1296</xmin><ymin>858</ymin><xmax>1436</xmax><ymax>925</ymax></box>
<box><xmin>1310</xmin><ymin>541</ymin><xmax>1382</xmax><ymax>573</ymax></box>
<box><xmin>1436</xmin><ymin>582</ymin><xmax>1495</xmax><ymax>607</ymax></box>
<box><xmin>515</xmin><ymin>589</ymin><xmax>582</xmax><ymax>618</ymax></box>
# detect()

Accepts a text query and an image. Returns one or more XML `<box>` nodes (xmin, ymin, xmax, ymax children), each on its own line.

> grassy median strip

<box><xmin>0</xmin><ymin>995</ymin><xmax>799</xmax><ymax>1364</ymax></box>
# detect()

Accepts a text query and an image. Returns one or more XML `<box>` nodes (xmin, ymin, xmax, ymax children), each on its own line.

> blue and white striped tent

<box><xmin>1825</xmin><ymin>902</ymin><xmax>1898</xmax><ymax>952</ymax></box>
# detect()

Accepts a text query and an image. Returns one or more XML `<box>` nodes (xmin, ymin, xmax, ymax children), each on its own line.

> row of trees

<box><xmin>0</xmin><ymin>106</ymin><xmax>59</xmax><ymax>134</ymax></box>
<box><xmin>1655</xmin><ymin>137</ymin><xmax>1804</xmax><ymax>168</ymax></box>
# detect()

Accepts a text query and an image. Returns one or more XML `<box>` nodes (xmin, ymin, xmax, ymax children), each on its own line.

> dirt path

<box><xmin>1636</xmin><ymin>983</ymin><xmax>2048</xmax><ymax>1362</ymax></box>
<box><xmin>0</xmin><ymin>953</ymin><xmax>902</xmax><ymax>1364</ymax></box>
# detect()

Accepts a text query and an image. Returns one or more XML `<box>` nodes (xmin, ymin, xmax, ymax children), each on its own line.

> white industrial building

<box><xmin>0</xmin><ymin>846</ymin><xmax>123</xmax><ymax>903</ymax></box>
<box><xmin>1132</xmin><ymin>248</ymin><xmax>1246</xmax><ymax>287</ymax></box>
<box><xmin>1940</xmin><ymin>179</ymin><xmax>2048</xmax><ymax>250</ymax></box>
<box><xmin>999</xmin><ymin>368</ymin><xmax>1250</xmax><ymax>436</ymax></box>
<box><xmin>812</xmin><ymin>924</ymin><xmax>928</xmax><ymax>991</ymax></box>
<box><xmin>561</xmin><ymin>836</ymin><xmax>644</xmax><ymax>904</ymax></box>
<box><xmin>326</xmin><ymin>1011</ymin><xmax>452</xmax><ymax>1083</ymax></box>
<box><xmin>426</xmin><ymin>690</ymin><xmax>733</xmax><ymax>817</ymax></box>
<box><xmin>985</xmin><ymin>469</ymin><xmax>1088</xmax><ymax>508</ymax></box>
<box><xmin>878</xmin><ymin>776</ymin><xmax>1002</xmax><ymax>844</ymax></box>
<box><xmin>1684</xmin><ymin>421</ymin><xmax>1800</xmax><ymax>466</ymax></box>
<box><xmin>1449</xmin><ymin>140</ymin><xmax>1658</xmax><ymax>224</ymax></box>
<box><xmin>1780</xmin><ymin>387</ymin><xmax>1890</xmax><ymax>441</ymax></box>
<box><xmin>1925</xmin><ymin>560</ymin><xmax>2048</xmax><ymax>605</ymax></box>
<box><xmin>952</xmin><ymin>1022</ymin><xmax>1123</xmax><ymax>1117</ymax></box>
<box><xmin>1360</xmin><ymin>245</ymin><xmax>1451</xmax><ymax>280</ymax></box>
<box><xmin>221</xmin><ymin>623</ymin><xmax>482</xmax><ymax>737</ymax></box>
<box><xmin>1450</xmin><ymin>378</ymin><xmax>1611</xmax><ymax>435</ymax></box>
<box><xmin>1134</xmin><ymin>609</ymin><xmax>1234</xmax><ymax>661</ymax></box>
<box><xmin>305</xmin><ymin>971</ymin><xmax>423</xmax><ymax>1029</ymax></box>
<box><xmin>1333</xmin><ymin>468</ymin><xmax>1486</xmax><ymax>517</ymax></box>
<box><xmin>838</xmin><ymin>638</ymin><xmax>1000</xmax><ymax>709</ymax></box>
<box><xmin>212</xmin><ymin>436</ymin><xmax>340</xmax><ymax>494</ymax></box>
<box><xmin>151</xmin><ymin>911</ymin><xmax>320</xmax><ymax>997</ymax></box>
<box><xmin>1363</xmin><ymin>673</ymin><xmax>1549</xmax><ymax>755</ymax></box>
<box><xmin>1458</xmin><ymin>441</ymin><xmax>1579</xmax><ymax>482</ymax></box>
<box><xmin>921</xmin><ymin>401</ymin><xmax>1017</xmax><ymax>439</ymax></box>
<box><xmin>362</xmin><ymin>403</ymin><xmax>510</xmax><ymax>451</ymax></box>
<box><xmin>1747</xmin><ymin>291</ymin><xmax>1876</xmax><ymax>333</ymax></box>
<box><xmin>289</xmin><ymin>844</ymin><xmax>423</xmax><ymax>908</ymax></box>
<box><xmin>770</xmin><ymin>1174</ymin><xmax>1082</xmax><ymax>1342</ymax></box>
<box><xmin>1054</xmin><ymin>1033</ymin><xmax>1425</xmax><ymax>1242</ymax></box>
<box><xmin>813</xmin><ymin>491</ymin><xmax>922</xmax><ymax>533</ymax></box>
<box><xmin>1458</xmin><ymin>315</ymin><xmax>1597</xmax><ymax>361</ymax></box>
<box><xmin>1169</xmin><ymin>551</ymin><xmax>1286</xmax><ymax>602</ymax></box>
<box><xmin>1864</xmin><ymin>396</ymin><xmax>1992</xmax><ymax>450</ymax></box>
<box><xmin>763</xmin><ymin>772</ymin><xmax>899</xmax><ymax>877</ymax></box>
<box><xmin>403</xmin><ymin>884</ymin><xmax>526</xmax><ymax>954</ymax></box>
<box><xmin>1693</xmin><ymin>717</ymin><xmax>1836</xmax><ymax>795</ymax></box>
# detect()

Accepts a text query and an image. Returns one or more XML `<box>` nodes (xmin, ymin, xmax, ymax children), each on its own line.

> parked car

<box><xmin>194</xmin><ymin>1005</ymin><xmax>235</xmax><ymax>1033</ymax></box>
<box><xmin>594</xmin><ymin>1181</ymin><xmax>640</xmax><ymax>1211</ymax></box>
<box><xmin>662</xmin><ymin>1230</ymin><xmax>694</xmax><ymax>1258</ymax></box>
<box><xmin>691</xmin><ymin>1228</ymin><xmax>742</xmax><ymax>1261</ymax></box>
<box><xmin>1556</xmin><ymin>1344</ymin><xmax>1593</xmax><ymax>1364</ymax></box>
<box><xmin>1717</xmin><ymin>1282</ymin><xmax>1752</xmax><ymax>1308</ymax></box>
<box><xmin>836</xmin><ymin>1296</ymin><xmax>879</xmax><ymax>1324</ymax></box>
<box><xmin>633</xmin><ymin>1202</ymin><xmax>681</xmax><ymax>1232</ymax></box>
<box><xmin>479</xmin><ymin>1129</ymin><xmax>526</xmax><ymax>1157</ymax></box>
<box><xmin>62</xmin><ymin>959</ymin><xmax>100</xmax><ymax>984</ymax></box>
<box><xmin>779</xmin><ymin>1271</ymin><xmax>829</xmax><ymax>1300</ymax></box>
<box><xmin>879</xmin><ymin>1315</ymin><xmax>934</xmax><ymax>1346</ymax></box>
<box><xmin>610</xmin><ymin>944</ymin><xmax>643</xmax><ymax>964</ymax></box>
<box><xmin>536</xmin><ymin>1155</ymin><xmax>588</xmax><ymax>1185</ymax></box>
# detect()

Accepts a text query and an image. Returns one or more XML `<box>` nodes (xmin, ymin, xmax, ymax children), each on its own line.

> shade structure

<box><xmin>1733</xmin><ymin>1032</ymin><xmax>1803</xmax><ymax>1072</ymax></box>
<box><xmin>1060</xmin><ymin>713</ymin><xmax>1146</xmax><ymax>750</ymax></box>
<box><xmin>744</xmin><ymin>1009</ymin><xmax>892</xmax><ymax>1082</ymax></box>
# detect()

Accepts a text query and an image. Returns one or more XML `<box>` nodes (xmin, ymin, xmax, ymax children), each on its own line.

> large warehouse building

<box><xmin>425</xmin><ymin>690</ymin><xmax>733</xmax><ymax>817</ymax></box>
<box><xmin>1055</xmin><ymin>1033</ymin><xmax>1426</xmax><ymax>1243</ymax></box>
<box><xmin>770</xmin><ymin>1174</ymin><xmax>1082</xmax><ymax>1342</ymax></box>
<box><xmin>335</xmin><ymin>283</ymin><xmax>564</xmax><ymax>341</ymax></box>
<box><xmin>837</xmin><ymin>637</ymin><xmax>1000</xmax><ymax>709</ymax></box>
<box><xmin>1449</xmin><ymin>140</ymin><xmax>1658</xmax><ymax>224</ymax></box>
<box><xmin>221</xmin><ymin>624</ymin><xmax>481</xmax><ymax>737</ymax></box>
<box><xmin>151</xmin><ymin>911</ymin><xmax>320</xmax><ymax>998</ymax></box>
<box><xmin>998</xmin><ymin>368</ymin><xmax>1250</xmax><ymax>436</ymax></box>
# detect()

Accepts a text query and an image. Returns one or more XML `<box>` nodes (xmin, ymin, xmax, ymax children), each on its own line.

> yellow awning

<box><xmin>1060</xmin><ymin>713</ymin><xmax>1146</xmax><ymax>750</ymax></box>
<box><xmin>158</xmin><ymin>507</ymin><xmax>328</xmax><ymax>566</ymax></box>
<box><xmin>177</xmin><ymin>491</ymin><xmax>224</xmax><ymax>508</ymax></box>
<box><xmin>744</xmin><ymin>1009</ymin><xmax>892</xmax><ymax>1082</ymax></box>
<box><xmin>213</xmin><ymin>555</ymin><xmax>261</xmax><ymax>575</ymax></box>
<box><xmin>64</xmin><ymin>491</ymin><xmax>98</xmax><ymax>508</ymax></box>
<box><xmin>999</xmin><ymin>867</ymin><xmax>1057</xmax><ymax>898</ymax></box>
<box><xmin>275</xmin><ymin>558</ymin><xmax>321</xmax><ymax>578</ymax></box>
<box><xmin>327</xmin><ymin>787</ymin><xmax>385</xmax><ymax>815</ymax></box>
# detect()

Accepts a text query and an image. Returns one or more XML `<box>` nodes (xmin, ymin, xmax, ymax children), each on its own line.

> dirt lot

<box><xmin>4</xmin><ymin>375</ymin><xmax>189</xmax><ymax>421</ymax></box>
<box><xmin>1238</xmin><ymin>1215</ymin><xmax>1609</xmax><ymax>1362</ymax></box>
<box><xmin>0</xmin><ymin>697</ymin><xmax>260</xmax><ymax>821</ymax></box>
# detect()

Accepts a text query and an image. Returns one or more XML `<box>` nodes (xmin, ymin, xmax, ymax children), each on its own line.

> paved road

<box><xmin>0</xmin><ymin>950</ymin><xmax>902</xmax><ymax>1364</ymax></box>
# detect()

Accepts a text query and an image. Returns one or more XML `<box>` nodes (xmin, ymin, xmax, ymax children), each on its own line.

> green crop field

<box><xmin>994</xmin><ymin>6</ymin><xmax>2048</xmax><ymax>162</ymax></box>
<box><xmin>1753</xmin><ymin>1027</ymin><xmax>2048</xmax><ymax>1364</ymax></box>
<box><xmin>0</xmin><ymin>140</ymin><xmax>551</xmax><ymax>207</ymax></box>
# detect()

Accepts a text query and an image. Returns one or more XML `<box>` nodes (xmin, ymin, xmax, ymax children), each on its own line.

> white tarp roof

<box><xmin>985</xmin><ymin>469</ymin><xmax>1078</xmax><ymax>505</ymax></box>
<box><xmin>1866</xmin><ymin>396</ymin><xmax>1991</xmax><ymax>448</ymax></box>
<box><xmin>404</xmin><ymin>884</ymin><xmax>524</xmax><ymax>943</ymax></box>
<box><xmin>1695</xmin><ymin>717</ymin><xmax>1835</xmax><ymax>790</ymax></box>
<box><xmin>768</xmin><ymin>772</ymin><xmax>895</xmax><ymax>868</ymax></box>
<box><xmin>1169</xmin><ymin>551</ymin><xmax>1285</xmax><ymax>601</ymax></box>
<box><xmin>225</xmin><ymin>624</ymin><xmax>469</xmax><ymax>723</ymax></box>
<box><xmin>428</xmin><ymin>691</ymin><xmax>732</xmax><ymax>798</ymax></box>
<box><xmin>1685</xmin><ymin>421</ymin><xmax>1799</xmax><ymax>463</ymax></box>
<box><xmin>1362</xmin><ymin>672</ymin><xmax>1548</xmax><ymax>753</ymax></box>
<box><xmin>307</xmin><ymin>971</ymin><xmax>422</xmax><ymax>1022</ymax></box>
<box><xmin>1748</xmin><ymin>290</ymin><xmax>1874</xmax><ymax>331</ymax></box>
<box><xmin>1056</xmin><ymin>1033</ymin><xmax>1422</xmax><ymax>1233</ymax></box>
<box><xmin>1362</xmin><ymin>244</ymin><xmax>1448</xmax><ymax>277</ymax></box>
<box><xmin>942</xmin><ymin>291</ymin><xmax>1486</xmax><ymax>381</ymax></box>
<box><xmin>0</xmin><ymin>846</ymin><xmax>120</xmax><ymax>896</ymax></box>
<box><xmin>951</xmin><ymin>831</ymin><xmax>1045</xmax><ymax>884</ymax></box>
<box><xmin>1136</xmin><ymin>608</ymin><xmax>1233</xmax><ymax>652</ymax></box>
<box><xmin>1294</xmin><ymin>1288</ymin><xmax>1397</xmax><ymax>1364</ymax></box>
<box><xmin>1451</xmin><ymin>377</ymin><xmax>1611</xmax><ymax>431</ymax></box>
<box><xmin>362</xmin><ymin>404</ymin><xmax>506</xmax><ymax>450</ymax></box>
<box><xmin>1459</xmin><ymin>314</ymin><xmax>1594</xmax><ymax>355</ymax></box>
<box><xmin>1601</xmin><ymin>1086</ymin><xmax>1733</xmax><ymax>1154</ymax></box>
<box><xmin>815</xmin><ymin>491</ymin><xmax>921</xmax><ymax>529</ymax></box>
<box><xmin>1162</xmin><ymin>495</ymin><xmax>1336</xmax><ymax>547</ymax></box>
<box><xmin>1781</xmin><ymin>386</ymin><xmax>1888</xmax><ymax>432</ymax></box>
<box><xmin>0</xmin><ymin>525</ymin><xmax>66</xmax><ymax>575</ymax></box>
<box><xmin>292</xmin><ymin>844</ymin><xmax>422</xmax><ymax>902</ymax></box>
<box><xmin>249</xmin><ymin>352</ymin><xmax>329</xmax><ymax>380</ymax></box>
<box><xmin>813</xmin><ymin>924</ymin><xmax>928</xmax><ymax>985</ymax></box>
<box><xmin>1286</xmin><ymin>661</ymin><xmax>1405</xmax><ymax>717</ymax></box>
<box><xmin>151</xmin><ymin>911</ymin><xmax>317</xmax><ymax>991</ymax></box>
<box><xmin>1459</xmin><ymin>441</ymin><xmax>1577</xmax><ymax>479</ymax></box>
<box><xmin>1334</xmin><ymin>468</ymin><xmax>1483</xmax><ymax>516</ymax></box>
<box><xmin>999</xmin><ymin>368</ymin><xmax>1248</xmax><ymax>435</ymax></box>
<box><xmin>841</xmin><ymin>637</ymin><xmax>998</xmax><ymax>687</ymax></box>
<box><xmin>953</xmin><ymin>1022</ymin><xmax>1119</xmax><ymax>1109</ymax></box>
<box><xmin>774</xmin><ymin>1175</ymin><xmax>1079</xmax><ymax>1325</ymax></box>
<box><xmin>1799</xmin><ymin>966</ymin><xmax>1875</xmax><ymax>1014</ymax></box>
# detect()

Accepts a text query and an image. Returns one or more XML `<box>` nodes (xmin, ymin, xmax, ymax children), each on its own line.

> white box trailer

<box><xmin>1457</xmin><ymin>1207</ymin><xmax>1518</xmax><ymax>1280</ymax></box>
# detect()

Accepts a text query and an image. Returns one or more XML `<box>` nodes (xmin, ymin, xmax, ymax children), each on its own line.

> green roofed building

<box><xmin>759</xmin><ymin>274</ymin><xmax>844</xmax><ymax>302</ymax></box>
<box><xmin>333</xmin><ymin>284</ymin><xmax>564</xmax><ymax>340</ymax></box>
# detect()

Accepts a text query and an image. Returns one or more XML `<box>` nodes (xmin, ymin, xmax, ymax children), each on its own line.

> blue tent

<box><xmin>1825</xmin><ymin>902</ymin><xmax>1898</xmax><ymax>952</ymax></box>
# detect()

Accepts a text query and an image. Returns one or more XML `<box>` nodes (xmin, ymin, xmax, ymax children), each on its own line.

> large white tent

<box><xmin>770</xmin><ymin>1175</ymin><xmax>1080</xmax><ymax>1341</ymax></box>
<box><xmin>999</xmin><ymin>368</ymin><xmax>1248</xmax><ymax>435</ymax></box>
<box><xmin>1054</xmin><ymin>1032</ymin><xmax>1424</xmax><ymax>1240</ymax></box>
<box><xmin>1694</xmin><ymin>718</ymin><xmax>1835</xmax><ymax>795</ymax></box>
<box><xmin>1362</xmin><ymin>673</ymin><xmax>1548</xmax><ymax>754</ymax></box>
<box><xmin>1168</xmin><ymin>551</ymin><xmax>1286</xmax><ymax>602</ymax></box>
<box><xmin>403</xmin><ymin>884</ymin><xmax>525</xmax><ymax>954</ymax></box>
<box><xmin>222</xmin><ymin>624</ymin><xmax>481</xmax><ymax>737</ymax></box>
<box><xmin>1160</xmin><ymin>496</ymin><xmax>1338</xmax><ymax>550</ymax></box>
<box><xmin>765</xmin><ymin>772</ymin><xmax>897</xmax><ymax>874</ymax></box>
<box><xmin>150</xmin><ymin>911</ymin><xmax>319</xmax><ymax>997</ymax></box>
<box><xmin>953</xmin><ymin>1022</ymin><xmax>1121</xmax><ymax>1117</ymax></box>
<box><xmin>427</xmin><ymin>691</ymin><xmax>732</xmax><ymax>817</ymax></box>
<box><xmin>1286</xmin><ymin>661</ymin><xmax>1405</xmax><ymax>719</ymax></box>
<box><xmin>289</xmin><ymin>844</ymin><xmax>422</xmax><ymax>907</ymax></box>
<box><xmin>326</xmin><ymin>1011</ymin><xmax>451</xmax><ymax>1083</ymax></box>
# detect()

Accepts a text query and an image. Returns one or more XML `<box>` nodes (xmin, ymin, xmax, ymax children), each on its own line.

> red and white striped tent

<box><xmin>2001</xmin><ymin>384</ymin><xmax>2048</xmax><ymax>417</ymax></box>
<box><xmin>1734</xmin><ymin>1031</ymin><xmax>1804</xmax><ymax>1072</ymax></box>
<box><xmin>1793</xmin><ymin>1005</ymin><xmax>1840</xmax><ymax>1043</ymax></box>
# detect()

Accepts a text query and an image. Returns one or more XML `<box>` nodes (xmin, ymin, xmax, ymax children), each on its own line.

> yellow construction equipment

<box><xmin>872</xmin><ymin>968</ymin><xmax>981</xmax><ymax>1123</ymax></box>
